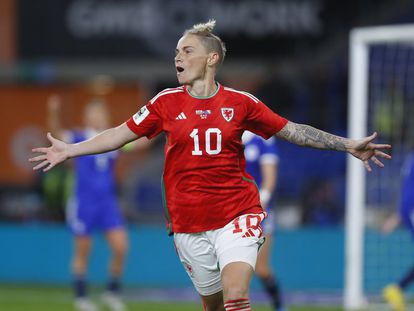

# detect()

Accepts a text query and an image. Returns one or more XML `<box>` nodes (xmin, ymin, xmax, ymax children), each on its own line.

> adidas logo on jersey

<box><xmin>175</xmin><ymin>112</ymin><xmax>187</xmax><ymax>120</ymax></box>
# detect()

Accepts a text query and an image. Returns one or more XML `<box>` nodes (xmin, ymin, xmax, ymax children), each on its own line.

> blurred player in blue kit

<box><xmin>48</xmin><ymin>95</ymin><xmax>128</xmax><ymax>311</ymax></box>
<box><xmin>242</xmin><ymin>131</ymin><xmax>285</xmax><ymax>311</ymax></box>
<box><xmin>382</xmin><ymin>150</ymin><xmax>414</xmax><ymax>311</ymax></box>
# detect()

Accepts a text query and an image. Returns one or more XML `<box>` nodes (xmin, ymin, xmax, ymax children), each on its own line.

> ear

<box><xmin>207</xmin><ymin>52</ymin><xmax>220</xmax><ymax>67</ymax></box>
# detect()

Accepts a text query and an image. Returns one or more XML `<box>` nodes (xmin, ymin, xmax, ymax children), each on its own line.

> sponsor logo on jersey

<box><xmin>195</xmin><ymin>109</ymin><xmax>211</xmax><ymax>119</ymax></box>
<box><xmin>221</xmin><ymin>108</ymin><xmax>234</xmax><ymax>122</ymax></box>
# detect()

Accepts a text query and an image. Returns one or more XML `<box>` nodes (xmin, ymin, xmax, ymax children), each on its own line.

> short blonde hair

<box><xmin>184</xmin><ymin>19</ymin><xmax>227</xmax><ymax>65</ymax></box>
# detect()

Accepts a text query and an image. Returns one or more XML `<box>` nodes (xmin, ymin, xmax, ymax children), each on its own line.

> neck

<box><xmin>187</xmin><ymin>79</ymin><xmax>218</xmax><ymax>97</ymax></box>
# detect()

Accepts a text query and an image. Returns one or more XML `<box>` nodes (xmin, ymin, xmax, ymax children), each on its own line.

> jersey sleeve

<box><xmin>243</xmin><ymin>98</ymin><xmax>288</xmax><ymax>139</ymax></box>
<box><xmin>126</xmin><ymin>103</ymin><xmax>163</xmax><ymax>139</ymax></box>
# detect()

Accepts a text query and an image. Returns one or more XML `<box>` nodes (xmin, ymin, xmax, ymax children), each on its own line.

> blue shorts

<box><xmin>66</xmin><ymin>195</ymin><xmax>124</xmax><ymax>236</ymax></box>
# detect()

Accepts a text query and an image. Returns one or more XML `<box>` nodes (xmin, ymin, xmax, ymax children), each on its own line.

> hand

<box><xmin>347</xmin><ymin>132</ymin><xmax>391</xmax><ymax>172</ymax></box>
<box><xmin>259</xmin><ymin>189</ymin><xmax>271</xmax><ymax>207</ymax></box>
<box><xmin>382</xmin><ymin>213</ymin><xmax>400</xmax><ymax>234</ymax></box>
<box><xmin>29</xmin><ymin>132</ymin><xmax>69</xmax><ymax>172</ymax></box>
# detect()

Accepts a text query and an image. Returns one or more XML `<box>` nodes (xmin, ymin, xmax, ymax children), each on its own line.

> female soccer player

<box><xmin>382</xmin><ymin>151</ymin><xmax>414</xmax><ymax>311</ymax></box>
<box><xmin>47</xmin><ymin>96</ymin><xmax>128</xmax><ymax>311</ymax></box>
<box><xmin>31</xmin><ymin>20</ymin><xmax>391</xmax><ymax>311</ymax></box>
<box><xmin>242</xmin><ymin>131</ymin><xmax>285</xmax><ymax>311</ymax></box>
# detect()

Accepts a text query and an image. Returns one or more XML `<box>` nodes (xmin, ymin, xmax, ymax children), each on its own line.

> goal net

<box><xmin>345</xmin><ymin>24</ymin><xmax>414</xmax><ymax>310</ymax></box>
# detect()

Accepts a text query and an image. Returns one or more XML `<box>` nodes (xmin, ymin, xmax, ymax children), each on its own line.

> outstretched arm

<box><xmin>276</xmin><ymin>121</ymin><xmax>391</xmax><ymax>172</ymax></box>
<box><xmin>29</xmin><ymin>122</ymin><xmax>139</xmax><ymax>172</ymax></box>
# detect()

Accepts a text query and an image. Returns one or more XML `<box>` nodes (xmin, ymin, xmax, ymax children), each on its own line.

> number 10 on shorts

<box><xmin>232</xmin><ymin>213</ymin><xmax>265</xmax><ymax>238</ymax></box>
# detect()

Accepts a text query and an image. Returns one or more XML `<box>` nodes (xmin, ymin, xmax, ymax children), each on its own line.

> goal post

<box><xmin>345</xmin><ymin>24</ymin><xmax>414</xmax><ymax>310</ymax></box>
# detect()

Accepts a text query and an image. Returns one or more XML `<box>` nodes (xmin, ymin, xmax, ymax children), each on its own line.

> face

<box><xmin>84</xmin><ymin>103</ymin><xmax>110</xmax><ymax>130</ymax></box>
<box><xmin>175</xmin><ymin>34</ymin><xmax>210</xmax><ymax>85</ymax></box>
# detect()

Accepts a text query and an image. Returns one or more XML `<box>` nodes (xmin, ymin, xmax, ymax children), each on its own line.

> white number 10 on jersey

<box><xmin>190</xmin><ymin>128</ymin><xmax>222</xmax><ymax>155</ymax></box>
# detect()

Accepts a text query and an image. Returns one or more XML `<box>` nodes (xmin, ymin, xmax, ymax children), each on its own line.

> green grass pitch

<box><xmin>0</xmin><ymin>285</ymin><xmax>343</xmax><ymax>311</ymax></box>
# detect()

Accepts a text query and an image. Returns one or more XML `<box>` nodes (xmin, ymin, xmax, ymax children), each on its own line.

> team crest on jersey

<box><xmin>195</xmin><ymin>109</ymin><xmax>211</xmax><ymax>119</ymax></box>
<box><xmin>221</xmin><ymin>108</ymin><xmax>234</xmax><ymax>122</ymax></box>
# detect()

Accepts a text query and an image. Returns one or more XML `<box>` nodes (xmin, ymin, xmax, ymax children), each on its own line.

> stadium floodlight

<box><xmin>345</xmin><ymin>24</ymin><xmax>414</xmax><ymax>310</ymax></box>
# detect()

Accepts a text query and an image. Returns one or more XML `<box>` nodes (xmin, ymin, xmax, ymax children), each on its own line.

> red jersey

<box><xmin>126</xmin><ymin>84</ymin><xmax>288</xmax><ymax>233</ymax></box>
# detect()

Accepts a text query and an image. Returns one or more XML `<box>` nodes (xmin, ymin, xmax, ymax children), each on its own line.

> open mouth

<box><xmin>176</xmin><ymin>66</ymin><xmax>184</xmax><ymax>73</ymax></box>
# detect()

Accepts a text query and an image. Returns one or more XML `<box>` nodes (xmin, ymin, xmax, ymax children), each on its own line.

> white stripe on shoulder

<box><xmin>150</xmin><ymin>87</ymin><xmax>184</xmax><ymax>104</ymax></box>
<box><xmin>223</xmin><ymin>87</ymin><xmax>259</xmax><ymax>103</ymax></box>
<box><xmin>159</xmin><ymin>86</ymin><xmax>184</xmax><ymax>94</ymax></box>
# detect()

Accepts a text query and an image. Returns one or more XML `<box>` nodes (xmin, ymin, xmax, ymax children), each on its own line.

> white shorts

<box><xmin>173</xmin><ymin>213</ymin><xmax>266</xmax><ymax>296</ymax></box>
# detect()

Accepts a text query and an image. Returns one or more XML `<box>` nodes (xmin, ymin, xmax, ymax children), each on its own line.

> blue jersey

<box><xmin>399</xmin><ymin>152</ymin><xmax>414</xmax><ymax>237</ymax></box>
<box><xmin>66</xmin><ymin>129</ymin><xmax>123</xmax><ymax>235</ymax></box>
<box><xmin>70</xmin><ymin>129</ymin><xmax>118</xmax><ymax>198</ymax></box>
<box><xmin>242</xmin><ymin>131</ymin><xmax>279</xmax><ymax>234</ymax></box>
<box><xmin>242</xmin><ymin>131</ymin><xmax>279</xmax><ymax>189</ymax></box>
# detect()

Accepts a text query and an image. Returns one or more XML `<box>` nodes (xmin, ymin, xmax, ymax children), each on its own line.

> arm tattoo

<box><xmin>277</xmin><ymin>122</ymin><xmax>348</xmax><ymax>151</ymax></box>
